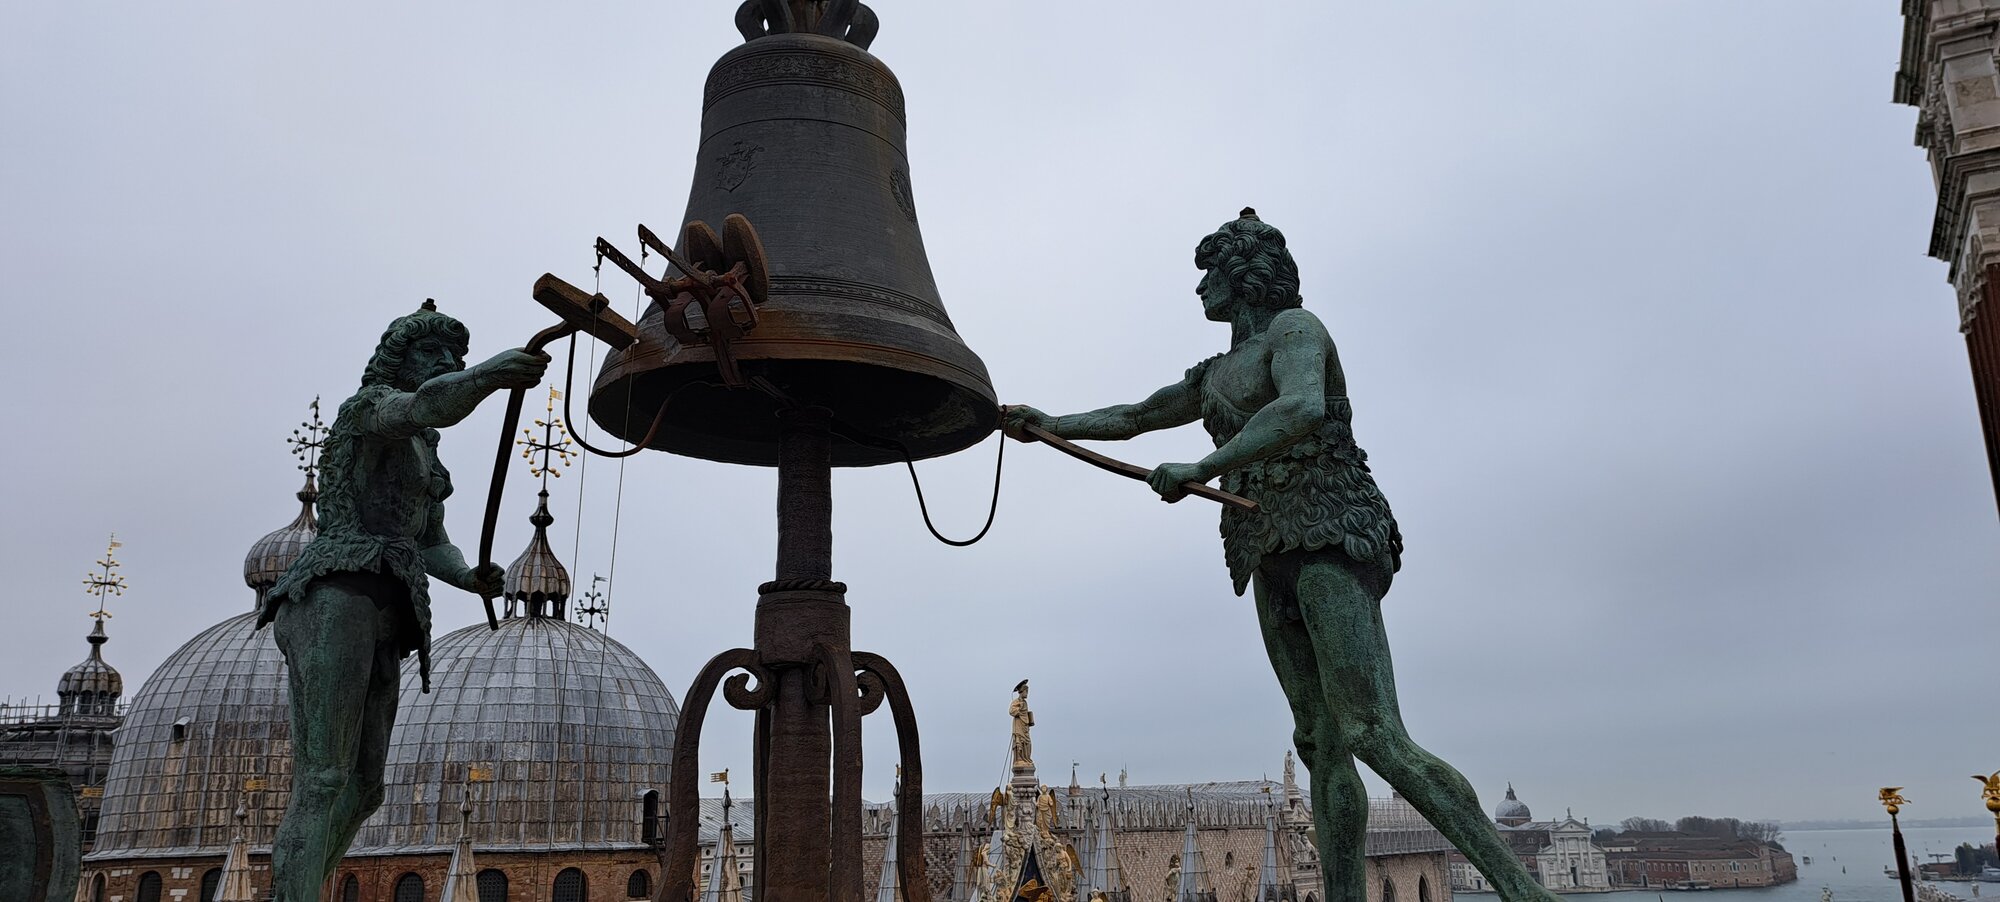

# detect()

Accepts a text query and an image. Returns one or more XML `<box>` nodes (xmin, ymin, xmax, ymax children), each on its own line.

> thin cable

<box><xmin>825</xmin><ymin>417</ymin><xmax>1006</xmax><ymax>547</ymax></box>
<box><xmin>567</xmin><ymin>253</ymin><xmax>606</xmax><ymax>583</ymax></box>
<box><xmin>604</xmin><ymin>249</ymin><xmax>648</xmax><ymax>636</ymax></box>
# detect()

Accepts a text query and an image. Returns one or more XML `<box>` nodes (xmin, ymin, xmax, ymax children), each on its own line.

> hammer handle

<box><xmin>1009</xmin><ymin>422</ymin><xmax>1259</xmax><ymax>512</ymax></box>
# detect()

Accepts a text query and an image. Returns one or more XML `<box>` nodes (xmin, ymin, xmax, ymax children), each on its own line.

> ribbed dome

<box><xmin>503</xmin><ymin>489</ymin><xmax>571</xmax><ymax>618</ymax></box>
<box><xmin>1495</xmin><ymin>784</ymin><xmax>1531</xmax><ymax>824</ymax></box>
<box><xmin>347</xmin><ymin>615</ymin><xmax>678</xmax><ymax>853</ymax></box>
<box><xmin>243</xmin><ymin>474</ymin><xmax>318</xmax><ymax>602</ymax></box>
<box><xmin>58</xmin><ymin>620</ymin><xmax>123</xmax><ymax>716</ymax></box>
<box><xmin>88</xmin><ymin>612</ymin><xmax>292</xmax><ymax>859</ymax></box>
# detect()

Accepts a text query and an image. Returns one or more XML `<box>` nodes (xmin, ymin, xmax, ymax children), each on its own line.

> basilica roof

<box><xmin>88</xmin><ymin>611</ymin><xmax>291</xmax><ymax>859</ymax></box>
<box><xmin>346</xmin><ymin>614</ymin><xmax>679</xmax><ymax>854</ymax></box>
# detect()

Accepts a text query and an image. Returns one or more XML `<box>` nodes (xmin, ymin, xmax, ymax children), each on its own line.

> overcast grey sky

<box><xmin>3</xmin><ymin>1</ymin><xmax>1994</xmax><ymax>826</ymax></box>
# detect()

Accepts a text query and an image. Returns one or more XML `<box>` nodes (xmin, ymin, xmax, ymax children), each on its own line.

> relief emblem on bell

<box><xmin>714</xmin><ymin>141</ymin><xmax>764</xmax><ymax>193</ymax></box>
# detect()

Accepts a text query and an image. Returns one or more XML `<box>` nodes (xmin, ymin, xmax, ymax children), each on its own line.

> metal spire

<box><xmin>504</xmin><ymin>387</ymin><xmax>575</xmax><ymax>619</ymax></box>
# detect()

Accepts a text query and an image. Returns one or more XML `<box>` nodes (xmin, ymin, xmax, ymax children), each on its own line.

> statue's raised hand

<box><xmin>1000</xmin><ymin>404</ymin><xmax>1057</xmax><ymax>440</ymax></box>
<box><xmin>471</xmin><ymin>348</ymin><xmax>552</xmax><ymax>391</ymax></box>
<box><xmin>1146</xmin><ymin>462</ymin><xmax>1205</xmax><ymax>503</ymax></box>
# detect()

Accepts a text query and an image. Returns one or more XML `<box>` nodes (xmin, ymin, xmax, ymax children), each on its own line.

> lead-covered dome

<box><xmin>88</xmin><ymin>612</ymin><xmax>292</xmax><ymax>859</ymax></box>
<box><xmin>348</xmin><ymin>614</ymin><xmax>679</xmax><ymax>852</ymax></box>
<box><xmin>1495</xmin><ymin>784</ymin><xmax>1532</xmax><ymax>825</ymax></box>
<box><xmin>58</xmin><ymin>621</ymin><xmax>123</xmax><ymax>716</ymax></box>
<box><xmin>243</xmin><ymin>474</ymin><xmax>318</xmax><ymax>605</ymax></box>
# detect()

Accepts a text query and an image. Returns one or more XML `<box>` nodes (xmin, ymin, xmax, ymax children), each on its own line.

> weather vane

<box><xmin>573</xmin><ymin>573</ymin><xmax>609</xmax><ymax>630</ymax></box>
<box><xmin>517</xmin><ymin>387</ymin><xmax>576</xmax><ymax>486</ymax></box>
<box><xmin>83</xmin><ymin>534</ymin><xmax>127</xmax><ymax>621</ymax></box>
<box><xmin>288</xmin><ymin>396</ymin><xmax>328</xmax><ymax>476</ymax></box>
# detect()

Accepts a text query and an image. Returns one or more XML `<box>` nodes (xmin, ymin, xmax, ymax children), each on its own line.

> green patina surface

<box><xmin>1004</xmin><ymin>210</ymin><xmax>1561</xmax><ymax>902</ymax></box>
<box><xmin>262</xmin><ymin>302</ymin><xmax>545</xmax><ymax>902</ymax></box>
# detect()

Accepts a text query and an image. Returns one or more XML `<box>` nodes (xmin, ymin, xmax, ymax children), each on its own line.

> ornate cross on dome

<box><xmin>83</xmin><ymin>535</ymin><xmax>127</xmax><ymax>622</ymax></box>
<box><xmin>517</xmin><ymin>387</ymin><xmax>575</xmax><ymax>487</ymax></box>
<box><xmin>287</xmin><ymin>396</ymin><xmax>327</xmax><ymax>477</ymax></box>
<box><xmin>573</xmin><ymin>573</ymin><xmax>609</xmax><ymax>631</ymax></box>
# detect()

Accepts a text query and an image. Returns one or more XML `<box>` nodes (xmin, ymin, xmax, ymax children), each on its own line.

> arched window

<box><xmin>395</xmin><ymin>872</ymin><xmax>426</xmax><ymax>902</ymax></box>
<box><xmin>136</xmin><ymin>872</ymin><xmax>163</xmax><ymax>902</ymax></box>
<box><xmin>1225</xmin><ymin>851</ymin><xmax>1234</xmax><ymax>868</ymax></box>
<box><xmin>342</xmin><ymin>874</ymin><xmax>362</xmax><ymax>902</ymax></box>
<box><xmin>1419</xmin><ymin>876</ymin><xmax>1433</xmax><ymax>902</ymax></box>
<box><xmin>90</xmin><ymin>873</ymin><xmax>106</xmax><ymax>902</ymax></box>
<box><xmin>1381</xmin><ymin>879</ymin><xmax>1397</xmax><ymax>902</ymax></box>
<box><xmin>641</xmin><ymin>789</ymin><xmax>662</xmax><ymax>845</ymax></box>
<box><xmin>200</xmin><ymin>869</ymin><xmax>223</xmax><ymax>901</ymax></box>
<box><xmin>553</xmin><ymin>868</ymin><xmax>587</xmax><ymax>902</ymax></box>
<box><xmin>628</xmin><ymin>869</ymin><xmax>653</xmax><ymax>899</ymax></box>
<box><xmin>477</xmin><ymin>869</ymin><xmax>509</xmax><ymax>902</ymax></box>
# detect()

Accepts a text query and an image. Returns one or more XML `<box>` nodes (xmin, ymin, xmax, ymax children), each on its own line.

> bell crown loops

<box><xmin>735</xmin><ymin>0</ymin><xmax>878</xmax><ymax>49</ymax></box>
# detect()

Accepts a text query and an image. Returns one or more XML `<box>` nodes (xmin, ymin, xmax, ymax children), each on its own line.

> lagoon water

<box><xmin>1467</xmin><ymin>827</ymin><xmax>1996</xmax><ymax>902</ymax></box>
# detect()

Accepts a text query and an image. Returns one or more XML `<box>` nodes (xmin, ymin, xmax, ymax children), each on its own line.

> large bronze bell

<box><xmin>588</xmin><ymin>2</ymin><xmax>997</xmax><ymax>467</ymax></box>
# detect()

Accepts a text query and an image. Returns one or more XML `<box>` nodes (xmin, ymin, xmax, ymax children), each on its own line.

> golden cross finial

<box><xmin>517</xmin><ymin>387</ymin><xmax>576</xmax><ymax>486</ymax></box>
<box><xmin>83</xmin><ymin>534</ymin><xmax>127</xmax><ymax>621</ymax></box>
<box><xmin>287</xmin><ymin>396</ymin><xmax>328</xmax><ymax>477</ymax></box>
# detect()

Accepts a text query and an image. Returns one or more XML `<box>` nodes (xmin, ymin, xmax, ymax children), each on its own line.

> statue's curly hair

<box><xmin>1194</xmin><ymin>208</ymin><xmax>1302</xmax><ymax>310</ymax></box>
<box><xmin>361</xmin><ymin>299</ymin><xmax>471</xmax><ymax>387</ymax></box>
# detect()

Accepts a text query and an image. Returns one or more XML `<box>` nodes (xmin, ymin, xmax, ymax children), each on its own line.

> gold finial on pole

<box><xmin>517</xmin><ymin>387</ymin><xmax>576</xmax><ymax>485</ymax></box>
<box><xmin>1881</xmin><ymin>788</ymin><xmax>1916</xmax><ymax>902</ymax></box>
<box><xmin>83</xmin><ymin>535</ymin><xmax>127</xmax><ymax>621</ymax></box>
<box><xmin>1975</xmin><ymin>772</ymin><xmax>2000</xmax><ymax>841</ymax></box>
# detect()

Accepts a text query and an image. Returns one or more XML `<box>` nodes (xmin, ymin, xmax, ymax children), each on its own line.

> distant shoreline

<box><xmin>1782</xmin><ymin>819</ymin><xmax>1996</xmax><ymax>832</ymax></box>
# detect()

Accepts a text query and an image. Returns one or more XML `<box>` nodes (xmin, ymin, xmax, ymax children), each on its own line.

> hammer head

<box><xmin>532</xmin><ymin>274</ymin><xmax>639</xmax><ymax>350</ymax></box>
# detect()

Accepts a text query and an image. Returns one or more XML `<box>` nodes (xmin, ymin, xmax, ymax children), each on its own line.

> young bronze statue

<box><xmin>1004</xmin><ymin>210</ymin><xmax>1558</xmax><ymax>902</ymax></box>
<box><xmin>258</xmin><ymin>301</ymin><xmax>547</xmax><ymax>901</ymax></box>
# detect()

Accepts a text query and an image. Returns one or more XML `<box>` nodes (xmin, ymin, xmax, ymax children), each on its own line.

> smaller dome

<box><xmin>503</xmin><ymin>490</ymin><xmax>570</xmax><ymax>618</ymax></box>
<box><xmin>58</xmin><ymin>620</ymin><xmax>122</xmax><ymax>715</ymax></box>
<box><xmin>1495</xmin><ymin>783</ymin><xmax>1531</xmax><ymax>824</ymax></box>
<box><xmin>244</xmin><ymin>474</ymin><xmax>318</xmax><ymax>600</ymax></box>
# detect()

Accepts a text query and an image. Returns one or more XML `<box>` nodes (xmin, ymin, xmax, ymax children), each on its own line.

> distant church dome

<box><xmin>58</xmin><ymin>620</ymin><xmax>123</xmax><ymax>716</ymax></box>
<box><xmin>347</xmin><ymin>613</ymin><xmax>679</xmax><ymax>852</ymax></box>
<box><xmin>88</xmin><ymin>611</ymin><xmax>292</xmax><ymax>859</ymax></box>
<box><xmin>243</xmin><ymin>472</ymin><xmax>318</xmax><ymax>605</ymax></box>
<box><xmin>1495</xmin><ymin>783</ymin><xmax>1532</xmax><ymax>826</ymax></box>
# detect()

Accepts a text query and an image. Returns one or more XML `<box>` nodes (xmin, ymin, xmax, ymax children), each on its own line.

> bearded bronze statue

<box><xmin>259</xmin><ymin>300</ymin><xmax>547</xmax><ymax>901</ymax></box>
<box><xmin>1005</xmin><ymin>210</ymin><xmax>1558</xmax><ymax>902</ymax></box>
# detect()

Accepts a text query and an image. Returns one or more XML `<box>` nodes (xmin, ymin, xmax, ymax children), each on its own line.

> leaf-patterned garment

<box><xmin>1191</xmin><ymin>356</ymin><xmax>1404</xmax><ymax>596</ymax></box>
<box><xmin>259</xmin><ymin>384</ymin><xmax>444</xmax><ymax>689</ymax></box>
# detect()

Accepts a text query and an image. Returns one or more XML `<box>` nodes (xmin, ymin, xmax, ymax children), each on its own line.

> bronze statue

<box><xmin>1004</xmin><ymin>210</ymin><xmax>1560</xmax><ymax>902</ymax></box>
<box><xmin>258</xmin><ymin>301</ymin><xmax>547</xmax><ymax>901</ymax></box>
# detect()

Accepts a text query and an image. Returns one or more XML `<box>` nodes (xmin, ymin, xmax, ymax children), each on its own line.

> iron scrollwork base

<box><xmin>657</xmin><ymin>647</ymin><xmax>929</xmax><ymax>902</ymax></box>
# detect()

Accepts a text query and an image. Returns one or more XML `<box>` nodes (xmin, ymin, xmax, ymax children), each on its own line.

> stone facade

<box><xmin>1897</xmin><ymin>0</ymin><xmax>2000</xmax><ymax>511</ymax></box>
<box><xmin>1604</xmin><ymin>834</ymin><xmax>1797</xmax><ymax>890</ymax></box>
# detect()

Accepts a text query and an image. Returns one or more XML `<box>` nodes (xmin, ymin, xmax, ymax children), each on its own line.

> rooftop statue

<box><xmin>1003</xmin><ymin>210</ymin><xmax>1561</xmax><ymax>902</ymax></box>
<box><xmin>257</xmin><ymin>301</ymin><xmax>548</xmax><ymax>902</ymax></box>
<box><xmin>1010</xmin><ymin>679</ymin><xmax>1034</xmax><ymax>765</ymax></box>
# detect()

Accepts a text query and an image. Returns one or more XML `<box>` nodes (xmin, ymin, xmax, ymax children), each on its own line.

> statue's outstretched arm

<box><xmin>366</xmin><ymin>350</ymin><xmax>549</xmax><ymax>437</ymax></box>
<box><xmin>1187</xmin><ymin>310</ymin><xmax>1328</xmax><ymax>481</ymax></box>
<box><xmin>1006</xmin><ymin>371</ymin><xmax>1202</xmax><ymax>442</ymax></box>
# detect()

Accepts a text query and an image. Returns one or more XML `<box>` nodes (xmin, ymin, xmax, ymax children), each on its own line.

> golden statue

<box><xmin>1010</xmin><ymin>679</ymin><xmax>1034</xmax><ymax>765</ymax></box>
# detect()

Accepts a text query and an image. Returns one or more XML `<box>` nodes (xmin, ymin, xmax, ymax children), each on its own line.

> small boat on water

<box><xmin>1666</xmin><ymin>881</ymin><xmax>1714</xmax><ymax>891</ymax></box>
<box><xmin>1978</xmin><ymin>866</ymin><xmax>2000</xmax><ymax>884</ymax></box>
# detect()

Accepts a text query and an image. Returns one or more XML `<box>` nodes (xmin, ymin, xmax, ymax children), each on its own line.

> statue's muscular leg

<box><xmin>1292</xmin><ymin>553</ymin><xmax>1560</xmax><ymax>902</ymax></box>
<box><xmin>1254</xmin><ymin>553</ymin><xmax>1369</xmax><ymax>902</ymax></box>
<box><xmin>317</xmin><ymin>598</ymin><xmax>402</xmax><ymax>877</ymax></box>
<box><xmin>270</xmin><ymin>575</ymin><xmax>392</xmax><ymax>902</ymax></box>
